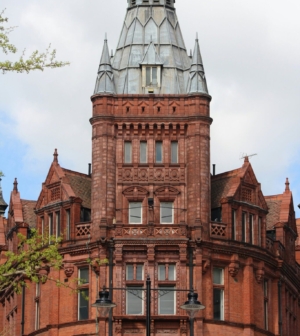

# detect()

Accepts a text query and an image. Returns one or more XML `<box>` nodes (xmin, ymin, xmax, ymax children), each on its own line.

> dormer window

<box><xmin>146</xmin><ymin>67</ymin><xmax>157</xmax><ymax>86</ymax></box>
<box><xmin>142</xmin><ymin>65</ymin><xmax>161</xmax><ymax>88</ymax></box>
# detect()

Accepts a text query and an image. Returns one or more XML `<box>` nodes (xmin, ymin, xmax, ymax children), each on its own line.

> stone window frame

<box><xmin>213</xmin><ymin>267</ymin><xmax>225</xmax><ymax>321</ymax></box>
<box><xmin>78</xmin><ymin>267</ymin><xmax>90</xmax><ymax>321</ymax></box>
<box><xmin>123</xmin><ymin>186</ymin><xmax>149</xmax><ymax>225</ymax></box>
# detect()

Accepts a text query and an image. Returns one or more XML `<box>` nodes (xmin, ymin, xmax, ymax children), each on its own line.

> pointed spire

<box><xmin>94</xmin><ymin>35</ymin><xmax>116</xmax><ymax>94</ymax></box>
<box><xmin>285</xmin><ymin>178</ymin><xmax>290</xmax><ymax>192</ymax></box>
<box><xmin>53</xmin><ymin>148</ymin><xmax>59</xmax><ymax>163</ymax></box>
<box><xmin>0</xmin><ymin>177</ymin><xmax>8</xmax><ymax>216</ymax></box>
<box><xmin>13</xmin><ymin>178</ymin><xmax>18</xmax><ymax>192</ymax></box>
<box><xmin>187</xmin><ymin>33</ymin><xmax>209</xmax><ymax>94</ymax></box>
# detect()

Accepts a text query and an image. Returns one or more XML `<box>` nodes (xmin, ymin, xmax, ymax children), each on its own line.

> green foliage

<box><xmin>0</xmin><ymin>229</ymin><xmax>63</xmax><ymax>294</ymax></box>
<box><xmin>0</xmin><ymin>10</ymin><xmax>69</xmax><ymax>73</ymax></box>
<box><xmin>0</xmin><ymin>171</ymin><xmax>4</xmax><ymax>178</ymax></box>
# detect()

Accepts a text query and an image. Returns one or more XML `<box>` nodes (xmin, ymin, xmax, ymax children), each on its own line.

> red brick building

<box><xmin>1</xmin><ymin>0</ymin><xmax>300</xmax><ymax>335</ymax></box>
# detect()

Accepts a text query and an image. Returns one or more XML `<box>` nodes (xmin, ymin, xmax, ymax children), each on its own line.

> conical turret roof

<box><xmin>187</xmin><ymin>35</ymin><xmax>208</xmax><ymax>94</ymax></box>
<box><xmin>94</xmin><ymin>35</ymin><xmax>116</xmax><ymax>94</ymax></box>
<box><xmin>0</xmin><ymin>178</ymin><xmax>8</xmax><ymax>216</ymax></box>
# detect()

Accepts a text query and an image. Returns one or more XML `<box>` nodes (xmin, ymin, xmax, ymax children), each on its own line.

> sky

<box><xmin>0</xmin><ymin>0</ymin><xmax>300</xmax><ymax>216</ymax></box>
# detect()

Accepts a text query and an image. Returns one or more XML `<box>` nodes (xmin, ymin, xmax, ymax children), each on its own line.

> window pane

<box><xmin>242</xmin><ymin>212</ymin><xmax>246</xmax><ymax>242</ymax></box>
<box><xmin>79</xmin><ymin>268</ymin><xmax>89</xmax><ymax>284</ymax></box>
<box><xmin>136</xmin><ymin>265</ymin><xmax>143</xmax><ymax>280</ymax></box>
<box><xmin>213</xmin><ymin>268</ymin><xmax>223</xmax><ymax>285</ymax></box>
<box><xmin>161</xmin><ymin>202</ymin><xmax>173</xmax><ymax>224</ymax></box>
<box><xmin>78</xmin><ymin>289</ymin><xmax>89</xmax><ymax>320</ymax></box>
<box><xmin>126</xmin><ymin>265</ymin><xmax>134</xmax><ymax>280</ymax></box>
<box><xmin>56</xmin><ymin>212</ymin><xmax>60</xmax><ymax>238</ymax></box>
<box><xmin>168</xmin><ymin>265</ymin><xmax>176</xmax><ymax>280</ymax></box>
<box><xmin>213</xmin><ymin>288</ymin><xmax>223</xmax><ymax>320</ymax></box>
<box><xmin>152</xmin><ymin>67</ymin><xmax>157</xmax><ymax>85</ymax></box>
<box><xmin>156</xmin><ymin>142</ymin><xmax>163</xmax><ymax>163</ymax></box>
<box><xmin>146</xmin><ymin>67</ymin><xmax>151</xmax><ymax>86</ymax></box>
<box><xmin>66</xmin><ymin>210</ymin><xmax>70</xmax><ymax>240</ymax></box>
<box><xmin>140</xmin><ymin>142</ymin><xmax>147</xmax><ymax>163</ymax></box>
<box><xmin>171</xmin><ymin>142</ymin><xmax>178</xmax><ymax>163</ymax></box>
<box><xmin>124</xmin><ymin>142</ymin><xmax>132</xmax><ymax>163</ymax></box>
<box><xmin>127</xmin><ymin>287</ymin><xmax>143</xmax><ymax>315</ymax></box>
<box><xmin>159</xmin><ymin>287</ymin><xmax>175</xmax><ymax>314</ymax></box>
<box><xmin>129</xmin><ymin>202</ymin><xmax>142</xmax><ymax>224</ymax></box>
<box><xmin>158</xmin><ymin>265</ymin><xmax>166</xmax><ymax>280</ymax></box>
<box><xmin>49</xmin><ymin>215</ymin><xmax>53</xmax><ymax>236</ymax></box>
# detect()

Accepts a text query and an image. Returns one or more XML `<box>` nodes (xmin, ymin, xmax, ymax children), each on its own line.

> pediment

<box><xmin>123</xmin><ymin>186</ymin><xmax>149</xmax><ymax>201</ymax></box>
<box><xmin>154</xmin><ymin>186</ymin><xmax>180</xmax><ymax>200</ymax></box>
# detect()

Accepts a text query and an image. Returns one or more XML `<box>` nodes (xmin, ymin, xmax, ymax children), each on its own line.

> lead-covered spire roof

<box><xmin>187</xmin><ymin>34</ymin><xmax>208</xmax><ymax>94</ymax></box>
<box><xmin>94</xmin><ymin>35</ymin><xmax>116</xmax><ymax>94</ymax></box>
<box><xmin>94</xmin><ymin>1</ymin><xmax>209</xmax><ymax>95</ymax></box>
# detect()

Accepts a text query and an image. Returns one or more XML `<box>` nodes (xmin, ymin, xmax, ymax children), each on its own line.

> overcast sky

<box><xmin>0</xmin><ymin>0</ymin><xmax>299</xmax><ymax>216</ymax></box>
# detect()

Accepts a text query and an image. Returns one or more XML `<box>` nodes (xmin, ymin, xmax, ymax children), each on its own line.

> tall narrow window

<box><xmin>213</xmin><ymin>268</ymin><xmax>224</xmax><ymax>321</ymax></box>
<box><xmin>140</xmin><ymin>142</ymin><xmax>147</xmax><ymax>163</ymax></box>
<box><xmin>171</xmin><ymin>141</ymin><xmax>178</xmax><ymax>163</ymax></box>
<box><xmin>78</xmin><ymin>268</ymin><xmax>89</xmax><ymax>320</ymax></box>
<box><xmin>56</xmin><ymin>212</ymin><xmax>61</xmax><ymax>239</ymax></box>
<box><xmin>49</xmin><ymin>214</ymin><xmax>53</xmax><ymax>242</ymax></box>
<box><xmin>66</xmin><ymin>209</ymin><xmax>71</xmax><ymax>240</ymax></box>
<box><xmin>41</xmin><ymin>217</ymin><xmax>44</xmax><ymax>238</ymax></box>
<box><xmin>124</xmin><ymin>142</ymin><xmax>132</xmax><ymax>163</ymax></box>
<box><xmin>264</xmin><ymin>280</ymin><xmax>269</xmax><ymax>330</ymax></box>
<box><xmin>158</xmin><ymin>287</ymin><xmax>175</xmax><ymax>314</ymax></box>
<box><xmin>258</xmin><ymin>217</ymin><xmax>262</xmax><ymax>247</ymax></box>
<box><xmin>242</xmin><ymin>212</ymin><xmax>247</xmax><ymax>242</ymax></box>
<box><xmin>126</xmin><ymin>287</ymin><xmax>143</xmax><ymax>314</ymax></box>
<box><xmin>249</xmin><ymin>214</ymin><xmax>254</xmax><ymax>244</ymax></box>
<box><xmin>146</xmin><ymin>67</ymin><xmax>158</xmax><ymax>86</ymax></box>
<box><xmin>231</xmin><ymin>209</ymin><xmax>236</xmax><ymax>240</ymax></box>
<box><xmin>129</xmin><ymin>202</ymin><xmax>142</xmax><ymax>224</ymax></box>
<box><xmin>35</xmin><ymin>283</ymin><xmax>40</xmax><ymax>330</ymax></box>
<box><xmin>156</xmin><ymin>141</ymin><xmax>163</xmax><ymax>163</ymax></box>
<box><xmin>160</xmin><ymin>202</ymin><xmax>173</xmax><ymax>224</ymax></box>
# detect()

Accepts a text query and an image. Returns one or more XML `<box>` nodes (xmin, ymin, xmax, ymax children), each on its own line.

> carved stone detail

<box><xmin>63</xmin><ymin>263</ymin><xmax>74</xmax><ymax>278</ymax></box>
<box><xmin>228</xmin><ymin>254</ymin><xmax>240</xmax><ymax>278</ymax></box>
<box><xmin>255</xmin><ymin>261</ymin><xmax>265</xmax><ymax>284</ymax></box>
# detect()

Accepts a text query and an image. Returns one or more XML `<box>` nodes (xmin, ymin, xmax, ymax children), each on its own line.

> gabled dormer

<box><xmin>211</xmin><ymin>157</ymin><xmax>268</xmax><ymax>246</ymax></box>
<box><xmin>35</xmin><ymin>149</ymin><xmax>91</xmax><ymax>242</ymax></box>
<box><xmin>140</xmin><ymin>40</ymin><xmax>163</xmax><ymax>93</ymax></box>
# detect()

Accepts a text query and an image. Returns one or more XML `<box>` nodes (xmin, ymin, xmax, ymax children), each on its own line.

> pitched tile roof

<box><xmin>211</xmin><ymin>176</ymin><xmax>234</xmax><ymax>209</ymax></box>
<box><xmin>21</xmin><ymin>199</ymin><xmax>37</xmax><ymax>228</ymax></box>
<box><xmin>211</xmin><ymin>166</ymin><xmax>243</xmax><ymax>209</ymax></box>
<box><xmin>265</xmin><ymin>195</ymin><xmax>282</xmax><ymax>230</ymax></box>
<box><xmin>63</xmin><ymin>169</ymin><xmax>91</xmax><ymax>209</ymax></box>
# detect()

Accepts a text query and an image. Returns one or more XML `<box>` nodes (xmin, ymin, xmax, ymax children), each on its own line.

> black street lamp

<box><xmin>92</xmin><ymin>275</ymin><xmax>205</xmax><ymax>336</ymax></box>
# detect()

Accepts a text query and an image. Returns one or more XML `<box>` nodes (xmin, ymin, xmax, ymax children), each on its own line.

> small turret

<box><xmin>187</xmin><ymin>34</ymin><xmax>209</xmax><ymax>94</ymax></box>
<box><xmin>94</xmin><ymin>35</ymin><xmax>116</xmax><ymax>94</ymax></box>
<box><xmin>0</xmin><ymin>177</ymin><xmax>8</xmax><ymax>217</ymax></box>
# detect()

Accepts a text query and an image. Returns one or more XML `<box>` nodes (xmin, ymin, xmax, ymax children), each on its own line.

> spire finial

<box><xmin>105</xmin><ymin>32</ymin><xmax>107</xmax><ymax>41</ymax></box>
<box><xmin>196</xmin><ymin>32</ymin><xmax>198</xmax><ymax>41</ymax></box>
<box><xmin>244</xmin><ymin>156</ymin><xmax>249</xmax><ymax>163</ymax></box>
<box><xmin>285</xmin><ymin>178</ymin><xmax>290</xmax><ymax>192</ymax></box>
<box><xmin>13</xmin><ymin>178</ymin><xmax>18</xmax><ymax>192</ymax></box>
<box><xmin>53</xmin><ymin>149</ymin><xmax>59</xmax><ymax>163</ymax></box>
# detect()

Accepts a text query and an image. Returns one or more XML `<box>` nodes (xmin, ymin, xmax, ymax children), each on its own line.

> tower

<box><xmin>91</xmin><ymin>0</ymin><xmax>212</xmax><ymax>334</ymax></box>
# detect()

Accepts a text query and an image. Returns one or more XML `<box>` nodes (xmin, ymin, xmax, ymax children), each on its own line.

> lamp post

<box><xmin>92</xmin><ymin>275</ymin><xmax>205</xmax><ymax>336</ymax></box>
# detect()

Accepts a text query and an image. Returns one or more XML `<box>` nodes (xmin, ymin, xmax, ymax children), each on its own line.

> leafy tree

<box><xmin>0</xmin><ymin>171</ymin><xmax>4</xmax><ymax>178</ymax></box>
<box><xmin>0</xmin><ymin>10</ymin><xmax>69</xmax><ymax>73</ymax></box>
<box><xmin>0</xmin><ymin>230</ymin><xmax>63</xmax><ymax>294</ymax></box>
